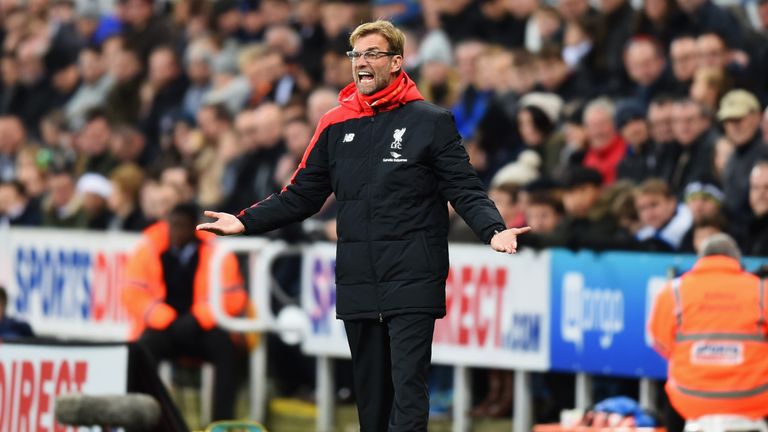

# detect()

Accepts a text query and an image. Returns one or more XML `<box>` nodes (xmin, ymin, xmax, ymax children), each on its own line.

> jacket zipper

<box><xmin>367</xmin><ymin>113</ymin><xmax>383</xmax><ymax>323</ymax></box>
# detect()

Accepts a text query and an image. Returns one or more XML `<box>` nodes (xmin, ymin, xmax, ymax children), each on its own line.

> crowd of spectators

<box><xmin>1</xmin><ymin>0</ymin><xmax>768</xmax><ymax>256</ymax></box>
<box><xmin>2</xmin><ymin>0</ymin><xmax>768</xmax><ymax>423</ymax></box>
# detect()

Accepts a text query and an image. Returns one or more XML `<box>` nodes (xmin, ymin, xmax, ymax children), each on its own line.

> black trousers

<box><xmin>139</xmin><ymin>314</ymin><xmax>239</xmax><ymax>421</ymax></box>
<box><xmin>344</xmin><ymin>314</ymin><xmax>436</xmax><ymax>432</ymax></box>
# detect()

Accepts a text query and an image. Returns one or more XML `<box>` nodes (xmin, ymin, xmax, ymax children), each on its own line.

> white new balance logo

<box><xmin>343</xmin><ymin>133</ymin><xmax>355</xmax><ymax>142</ymax></box>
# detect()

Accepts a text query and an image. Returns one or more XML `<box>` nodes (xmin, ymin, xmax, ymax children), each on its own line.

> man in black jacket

<box><xmin>655</xmin><ymin>98</ymin><xmax>717</xmax><ymax>196</ymax></box>
<box><xmin>198</xmin><ymin>20</ymin><xmax>530</xmax><ymax>432</ymax></box>
<box><xmin>718</xmin><ymin>90</ymin><xmax>768</xmax><ymax>221</ymax></box>
<box><xmin>616</xmin><ymin>99</ymin><xmax>657</xmax><ymax>183</ymax></box>
<box><xmin>745</xmin><ymin>160</ymin><xmax>768</xmax><ymax>255</ymax></box>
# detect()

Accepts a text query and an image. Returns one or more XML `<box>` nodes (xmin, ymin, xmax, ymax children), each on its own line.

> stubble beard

<box><xmin>355</xmin><ymin>63</ymin><xmax>395</xmax><ymax>96</ymax></box>
<box><xmin>356</xmin><ymin>75</ymin><xmax>390</xmax><ymax>96</ymax></box>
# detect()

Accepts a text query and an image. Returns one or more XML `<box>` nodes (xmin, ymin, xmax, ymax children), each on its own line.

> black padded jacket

<box><xmin>237</xmin><ymin>73</ymin><xmax>505</xmax><ymax>320</ymax></box>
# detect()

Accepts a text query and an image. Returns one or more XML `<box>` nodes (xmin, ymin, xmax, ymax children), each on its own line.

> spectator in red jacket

<box><xmin>583</xmin><ymin>97</ymin><xmax>627</xmax><ymax>184</ymax></box>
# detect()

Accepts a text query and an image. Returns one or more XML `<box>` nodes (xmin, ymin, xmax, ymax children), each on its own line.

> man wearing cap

<box><xmin>550</xmin><ymin>166</ymin><xmax>634</xmax><ymax>250</ymax></box>
<box><xmin>616</xmin><ymin>99</ymin><xmax>657</xmax><ymax>184</ymax></box>
<box><xmin>719</xmin><ymin>89</ymin><xmax>767</xmax><ymax>220</ymax></box>
<box><xmin>517</xmin><ymin>92</ymin><xmax>565</xmax><ymax>178</ymax></box>
<box><xmin>679</xmin><ymin>180</ymin><xmax>725</xmax><ymax>251</ymax></box>
<box><xmin>77</xmin><ymin>172</ymin><xmax>114</xmax><ymax>230</ymax></box>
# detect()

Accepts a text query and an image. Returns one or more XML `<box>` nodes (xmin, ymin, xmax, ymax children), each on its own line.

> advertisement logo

<box><xmin>561</xmin><ymin>272</ymin><xmax>624</xmax><ymax>351</ymax></box>
<box><xmin>13</xmin><ymin>247</ymin><xmax>129</xmax><ymax>324</ymax></box>
<box><xmin>0</xmin><ymin>359</ymin><xmax>88</xmax><ymax>432</ymax></box>
<box><xmin>434</xmin><ymin>265</ymin><xmax>542</xmax><ymax>352</ymax></box>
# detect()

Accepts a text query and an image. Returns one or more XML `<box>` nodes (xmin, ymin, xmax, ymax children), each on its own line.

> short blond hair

<box><xmin>111</xmin><ymin>163</ymin><xmax>145</xmax><ymax>202</ymax></box>
<box><xmin>237</xmin><ymin>43</ymin><xmax>267</xmax><ymax>71</ymax></box>
<box><xmin>634</xmin><ymin>178</ymin><xmax>673</xmax><ymax>199</ymax></box>
<box><xmin>349</xmin><ymin>20</ymin><xmax>405</xmax><ymax>56</ymax></box>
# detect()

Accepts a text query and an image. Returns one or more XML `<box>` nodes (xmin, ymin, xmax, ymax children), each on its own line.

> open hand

<box><xmin>490</xmin><ymin>226</ymin><xmax>532</xmax><ymax>254</ymax></box>
<box><xmin>196</xmin><ymin>211</ymin><xmax>245</xmax><ymax>236</ymax></box>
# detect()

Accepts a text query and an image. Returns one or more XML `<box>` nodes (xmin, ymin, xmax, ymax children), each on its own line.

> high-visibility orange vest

<box><xmin>121</xmin><ymin>221</ymin><xmax>247</xmax><ymax>340</ymax></box>
<box><xmin>648</xmin><ymin>255</ymin><xmax>768</xmax><ymax>419</ymax></box>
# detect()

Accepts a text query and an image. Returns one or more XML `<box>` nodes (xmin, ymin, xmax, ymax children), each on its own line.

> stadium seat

<box><xmin>203</xmin><ymin>420</ymin><xmax>268</xmax><ymax>432</ymax></box>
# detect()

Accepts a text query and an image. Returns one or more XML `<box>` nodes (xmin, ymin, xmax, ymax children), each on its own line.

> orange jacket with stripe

<box><xmin>122</xmin><ymin>221</ymin><xmax>247</xmax><ymax>340</ymax></box>
<box><xmin>648</xmin><ymin>255</ymin><xmax>768</xmax><ymax>419</ymax></box>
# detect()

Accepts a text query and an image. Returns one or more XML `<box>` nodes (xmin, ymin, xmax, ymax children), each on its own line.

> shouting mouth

<box><xmin>357</xmin><ymin>70</ymin><xmax>374</xmax><ymax>83</ymax></box>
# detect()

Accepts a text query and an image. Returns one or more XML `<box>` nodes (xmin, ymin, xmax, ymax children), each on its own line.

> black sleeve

<box><xmin>237</xmin><ymin>129</ymin><xmax>332</xmax><ymax>235</ymax></box>
<box><xmin>430</xmin><ymin>110</ymin><xmax>506</xmax><ymax>243</ymax></box>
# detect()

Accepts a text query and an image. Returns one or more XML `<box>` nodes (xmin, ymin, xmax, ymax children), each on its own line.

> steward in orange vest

<box><xmin>122</xmin><ymin>212</ymin><xmax>247</xmax><ymax>340</ymax></box>
<box><xmin>121</xmin><ymin>203</ymin><xmax>247</xmax><ymax>420</ymax></box>
<box><xmin>648</xmin><ymin>234</ymin><xmax>768</xmax><ymax>420</ymax></box>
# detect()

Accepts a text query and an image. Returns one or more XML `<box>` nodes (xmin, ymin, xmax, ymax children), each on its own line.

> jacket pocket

<box><xmin>373</xmin><ymin>238</ymin><xmax>432</xmax><ymax>282</ymax></box>
<box><xmin>419</xmin><ymin>233</ymin><xmax>435</xmax><ymax>269</ymax></box>
<box><xmin>424</xmin><ymin>235</ymin><xmax>449</xmax><ymax>278</ymax></box>
<box><xmin>335</xmin><ymin>242</ymin><xmax>372</xmax><ymax>285</ymax></box>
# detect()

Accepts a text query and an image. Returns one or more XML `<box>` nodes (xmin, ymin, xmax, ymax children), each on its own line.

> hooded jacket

<box><xmin>237</xmin><ymin>72</ymin><xmax>505</xmax><ymax>320</ymax></box>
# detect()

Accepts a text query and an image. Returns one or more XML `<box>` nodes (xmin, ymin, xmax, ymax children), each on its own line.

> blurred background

<box><xmin>1</xmin><ymin>0</ymin><xmax>768</xmax><ymax>430</ymax></box>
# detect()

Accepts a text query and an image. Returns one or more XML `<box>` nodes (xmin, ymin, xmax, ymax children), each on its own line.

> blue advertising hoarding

<box><xmin>550</xmin><ymin>250</ymin><xmax>696</xmax><ymax>378</ymax></box>
<box><xmin>550</xmin><ymin>249</ymin><xmax>766</xmax><ymax>379</ymax></box>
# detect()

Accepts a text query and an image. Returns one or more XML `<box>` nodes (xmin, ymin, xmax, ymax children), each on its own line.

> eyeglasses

<box><xmin>346</xmin><ymin>50</ymin><xmax>398</xmax><ymax>62</ymax></box>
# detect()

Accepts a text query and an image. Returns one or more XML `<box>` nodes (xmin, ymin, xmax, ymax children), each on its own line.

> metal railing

<box><xmin>208</xmin><ymin>239</ymin><xmax>662</xmax><ymax>432</ymax></box>
<box><xmin>208</xmin><ymin>237</ymin><xmax>305</xmax><ymax>422</ymax></box>
<box><xmin>0</xmin><ymin>226</ymin><xmax>667</xmax><ymax>432</ymax></box>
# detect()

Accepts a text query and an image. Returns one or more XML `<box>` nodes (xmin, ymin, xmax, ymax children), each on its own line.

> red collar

<box><xmin>358</xmin><ymin>73</ymin><xmax>409</xmax><ymax>110</ymax></box>
<box><xmin>338</xmin><ymin>71</ymin><xmax>424</xmax><ymax>115</ymax></box>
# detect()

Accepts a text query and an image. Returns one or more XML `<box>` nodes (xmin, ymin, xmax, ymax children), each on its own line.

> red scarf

<box><xmin>337</xmin><ymin>70</ymin><xmax>424</xmax><ymax>115</ymax></box>
<box><xmin>357</xmin><ymin>72</ymin><xmax>410</xmax><ymax>109</ymax></box>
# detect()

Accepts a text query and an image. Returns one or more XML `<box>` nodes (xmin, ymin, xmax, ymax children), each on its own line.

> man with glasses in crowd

<box><xmin>198</xmin><ymin>20</ymin><xmax>530</xmax><ymax>432</ymax></box>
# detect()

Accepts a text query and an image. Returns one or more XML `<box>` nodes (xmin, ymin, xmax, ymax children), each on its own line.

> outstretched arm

<box><xmin>431</xmin><ymin>110</ymin><xmax>531</xmax><ymax>247</ymax></box>
<box><xmin>196</xmin><ymin>211</ymin><xmax>245</xmax><ymax>236</ymax></box>
<box><xmin>490</xmin><ymin>226</ymin><xmax>532</xmax><ymax>254</ymax></box>
<box><xmin>204</xmin><ymin>114</ymin><xmax>333</xmax><ymax>236</ymax></box>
